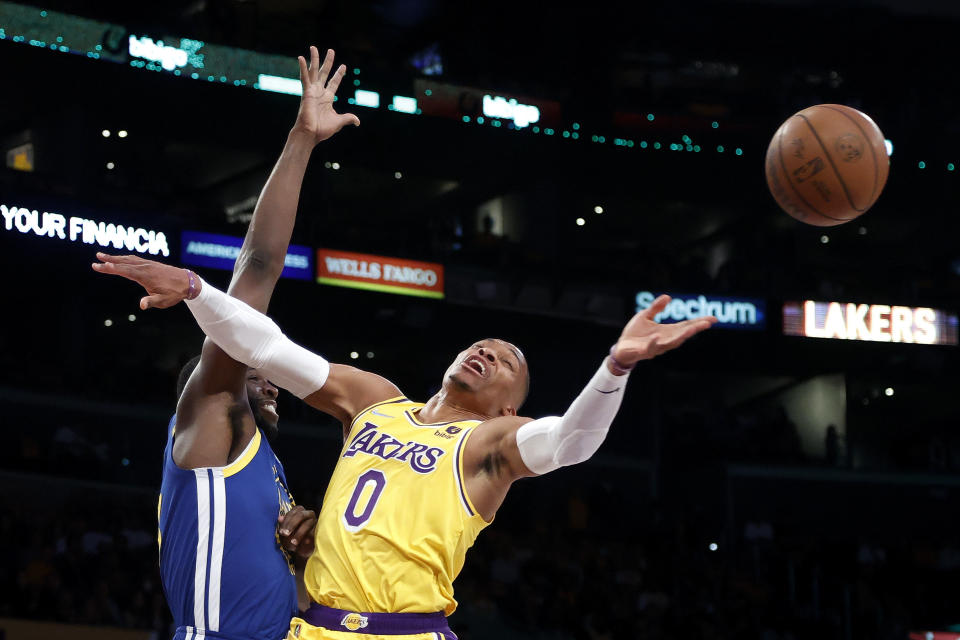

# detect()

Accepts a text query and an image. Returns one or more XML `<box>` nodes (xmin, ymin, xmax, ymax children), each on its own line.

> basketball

<box><xmin>765</xmin><ymin>104</ymin><xmax>889</xmax><ymax>226</ymax></box>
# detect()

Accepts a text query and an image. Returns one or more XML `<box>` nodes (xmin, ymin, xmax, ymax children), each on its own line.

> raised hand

<box><xmin>292</xmin><ymin>46</ymin><xmax>360</xmax><ymax>143</ymax></box>
<box><xmin>91</xmin><ymin>252</ymin><xmax>192</xmax><ymax>310</ymax></box>
<box><xmin>612</xmin><ymin>295</ymin><xmax>717</xmax><ymax>366</ymax></box>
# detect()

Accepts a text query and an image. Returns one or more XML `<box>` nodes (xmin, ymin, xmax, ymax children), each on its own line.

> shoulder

<box><xmin>475</xmin><ymin>415</ymin><xmax>534</xmax><ymax>437</ymax></box>
<box><xmin>305</xmin><ymin>364</ymin><xmax>405</xmax><ymax>429</ymax></box>
<box><xmin>464</xmin><ymin>415</ymin><xmax>534</xmax><ymax>457</ymax></box>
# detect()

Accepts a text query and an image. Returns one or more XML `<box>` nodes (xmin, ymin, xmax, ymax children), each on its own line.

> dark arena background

<box><xmin>2</xmin><ymin>1</ymin><xmax>960</xmax><ymax>639</ymax></box>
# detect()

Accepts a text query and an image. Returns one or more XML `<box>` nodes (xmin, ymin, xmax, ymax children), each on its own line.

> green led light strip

<box><xmin>0</xmin><ymin>1</ymin><xmax>299</xmax><ymax>87</ymax></box>
<box><xmin>0</xmin><ymin>1</ymin><xmax>748</xmax><ymax>158</ymax></box>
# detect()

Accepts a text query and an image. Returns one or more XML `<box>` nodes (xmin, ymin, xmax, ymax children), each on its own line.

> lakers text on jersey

<box><xmin>304</xmin><ymin>397</ymin><xmax>491</xmax><ymax>617</ymax></box>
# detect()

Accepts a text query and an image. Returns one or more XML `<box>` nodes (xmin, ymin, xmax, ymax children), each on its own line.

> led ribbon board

<box><xmin>0</xmin><ymin>2</ymin><xmax>756</xmax><ymax>158</ymax></box>
<box><xmin>636</xmin><ymin>291</ymin><xmax>766</xmax><ymax>330</ymax></box>
<box><xmin>783</xmin><ymin>300</ymin><xmax>959</xmax><ymax>346</ymax></box>
<box><xmin>0</xmin><ymin>2</ymin><xmax>301</xmax><ymax>91</ymax></box>
<box><xmin>317</xmin><ymin>248</ymin><xmax>444</xmax><ymax>299</ymax></box>
<box><xmin>1</xmin><ymin>202</ymin><xmax>170</xmax><ymax>255</ymax></box>
<box><xmin>415</xmin><ymin>79</ymin><xmax>562</xmax><ymax>128</ymax></box>
<box><xmin>181</xmin><ymin>230</ymin><xmax>312</xmax><ymax>280</ymax></box>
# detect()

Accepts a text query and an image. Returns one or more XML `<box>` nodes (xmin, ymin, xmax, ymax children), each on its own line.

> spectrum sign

<box><xmin>181</xmin><ymin>230</ymin><xmax>312</xmax><ymax>280</ymax></box>
<box><xmin>635</xmin><ymin>291</ymin><xmax>765</xmax><ymax>330</ymax></box>
<box><xmin>317</xmin><ymin>248</ymin><xmax>443</xmax><ymax>299</ymax></box>
<box><xmin>783</xmin><ymin>300</ymin><xmax>958</xmax><ymax>346</ymax></box>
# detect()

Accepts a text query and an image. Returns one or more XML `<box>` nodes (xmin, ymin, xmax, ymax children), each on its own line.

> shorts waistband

<box><xmin>174</xmin><ymin>626</ymin><xmax>267</xmax><ymax>640</ymax></box>
<box><xmin>301</xmin><ymin>603</ymin><xmax>452</xmax><ymax>636</ymax></box>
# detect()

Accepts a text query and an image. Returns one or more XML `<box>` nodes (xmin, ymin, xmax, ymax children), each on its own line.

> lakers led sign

<box><xmin>783</xmin><ymin>300</ymin><xmax>959</xmax><ymax>346</ymax></box>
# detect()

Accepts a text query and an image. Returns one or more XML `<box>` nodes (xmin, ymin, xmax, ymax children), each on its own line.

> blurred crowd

<box><xmin>3</xmin><ymin>466</ymin><xmax>959</xmax><ymax>640</ymax></box>
<box><xmin>453</xmin><ymin>513</ymin><xmax>960</xmax><ymax>640</ymax></box>
<box><xmin>8</xmin><ymin>393</ymin><xmax>960</xmax><ymax>493</ymax></box>
<box><xmin>0</xmin><ymin>494</ymin><xmax>167</xmax><ymax>634</ymax></box>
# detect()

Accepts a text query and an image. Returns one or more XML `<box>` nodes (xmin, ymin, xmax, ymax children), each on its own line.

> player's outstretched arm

<box><xmin>151</xmin><ymin>47</ymin><xmax>358</xmax><ymax>465</ymax></box>
<box><xmin>463</xmin><ymin>295</ymin><xmax>717</xmax><ymax>520</ymax></box>
<box><xmin>92</xmin><ymin>255</ymin><xmax>401</xmax><ymax>432</ymax></box>
<box><xmin>228</xmin><ymin>46</ymin><xmax>359</xmax><ymax>312</ymax></box>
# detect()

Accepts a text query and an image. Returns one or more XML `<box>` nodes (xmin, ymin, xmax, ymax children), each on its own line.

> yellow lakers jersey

<box><xmin>305</xmin><ymin>397</ymin><xmax>490</xmax><ymax>615</ymax></box>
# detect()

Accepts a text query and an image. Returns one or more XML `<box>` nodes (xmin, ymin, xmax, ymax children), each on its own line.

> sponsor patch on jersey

<box><xmin>445</xmin><ymin>426</ymin><xmax>462</xmax><ymax>435</ymax></box>
<box><xmin>340</xmin><ymin>613</ymin><xmax>369</xmax><ymax>631</ymax></box>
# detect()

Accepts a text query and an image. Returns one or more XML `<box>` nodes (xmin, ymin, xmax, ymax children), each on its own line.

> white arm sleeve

<box><xmin>184</xmin><ymin>277</ymin><xmax>330</xmax><ymax>399</ymax></box>
<box><xmin>515</xmin><ymin>359</ymin><xmax>628</xmax><ymax>475</ymax></box>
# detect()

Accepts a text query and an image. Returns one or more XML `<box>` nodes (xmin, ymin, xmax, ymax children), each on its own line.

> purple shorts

<box><xmin>298</xmin><ymin>603</ymin><xmax>456</xmax><ymax>639</ymax></box>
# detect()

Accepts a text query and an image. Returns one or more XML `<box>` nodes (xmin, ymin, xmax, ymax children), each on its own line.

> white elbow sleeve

<box><xmin>185</xmin><ymin>277</ymin><xmax>330</xmax><ymax>398</ymax></box>
<box><xmin>515</xmin><ymin>359</ymin><xmax>628</xmax><ymax>475</ymax></box>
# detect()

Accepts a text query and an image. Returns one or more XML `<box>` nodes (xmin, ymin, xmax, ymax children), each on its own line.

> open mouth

<box><xmin>462</xmin><ymin>355</ymin><xmax>488</xmax><ymax>377</ymax></box>
<box><xmin>260</xmin><ymin>400</ymin><xmax>279</xmax><ymax>417</ymax></box>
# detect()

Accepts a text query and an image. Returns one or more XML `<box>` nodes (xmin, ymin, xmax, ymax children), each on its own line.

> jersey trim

<box><xmin>193</xmin><ymin>470</ymin><xmax>210</xmax><ymax>629</ymax></box>
<box><xmin>183</xmin><ymin>626</ymin><xmax>205</xmax><ymax>640</ymax></box>
<box><xmin>453</xmin><ymin>427</ymin><xmax>475</xmax><ymax>517</ymax></box>
<box><xmin>222</xmin><ymin>428</ymin><xmax>261</xmax><ymax>478</ymax></box>
<box><xmin>455</xmin><ymin>426</ymin><xmax>491</xmax><ymax>523</ymax></box>
<box><xmin>193</xmin><ymin>468</ymin><xmax>227</xmax><ymax>632</ymax></box>
<box><xmin>157</xmin><ymin>494</ymin><xmax>163</xmax><ymax>552</ymax></box>
<box><xmin>403</xmin><ymin>408</ymin><xmax>483</xmax><ymax>428</ymax></box>
<box><xmin>348</xmin><ymin>396</ymin><xmax>410</xmax><ymax>432</ymax></box>
<box><xmin>208</xmin><ymin>469</ymin><xmax>226</xmax><ymax>630</ymax></box>
<box><xmin>167</xmin><ymin>415</ymin><xmax>261</xmax><ymax>478</ymax></box>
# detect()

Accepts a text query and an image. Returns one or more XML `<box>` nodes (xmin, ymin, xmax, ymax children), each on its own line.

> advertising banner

<box><xmin>182</xmin><ymin>230</ymin><xmax>312</xmax><ymax>280</ymax></box>
<box><xmin>317</xmin><ymin>248</ymin><xmax>444</xmax><ymax>299</ymax></box>
<box><xmin>635</xmin><ymin>290</ymin><xmax>766</xmax><ymax>330</ymax></box>
<box><xmin>783</xmin><ymin>300</ymin><xmax>958</xmax><ymax>346</ymax></box>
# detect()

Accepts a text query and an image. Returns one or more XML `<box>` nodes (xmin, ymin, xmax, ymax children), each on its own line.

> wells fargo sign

<box><xmin>316</xmin><ymin>248</ymin><xmax>444</xmax><ymax>299</ymax></box>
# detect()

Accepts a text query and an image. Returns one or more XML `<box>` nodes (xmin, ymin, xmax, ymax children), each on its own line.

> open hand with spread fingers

<box><xmin>611</xmin><ymin>295</ymin><xmax>717</xmax><ymax>367</ymax></box>
<box><xmin>91</xmin><ymin>252</ymin><xmax>194</xmax><ymax>310</ymax></box>
<box><xmin>293</xmin><ymin>46</ymin><xmax>360</xmax><ymax>143</ymax></box>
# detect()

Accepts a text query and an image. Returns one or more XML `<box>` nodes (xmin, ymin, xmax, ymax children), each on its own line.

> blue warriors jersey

<box><xmin>159</xmin><ymin>416</ymin><xmax>297</xmax><ymax>640</ymax></box>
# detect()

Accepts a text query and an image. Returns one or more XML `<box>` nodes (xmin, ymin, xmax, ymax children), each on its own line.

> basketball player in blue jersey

<box><xmin>144</xmin><ymin>46</ymin><xmax>360</xmax><ymax>640</ymax></box>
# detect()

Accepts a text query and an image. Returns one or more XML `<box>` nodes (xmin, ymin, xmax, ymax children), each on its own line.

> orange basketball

<box><xmin>765</xmin><ymin>104</ymin><xmax>889</xmax><ymax>226</ymax></box>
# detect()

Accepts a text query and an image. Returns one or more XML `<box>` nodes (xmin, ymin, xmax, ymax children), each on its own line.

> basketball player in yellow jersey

<box><xmin>93</xmin><ymin>255</ymin><xmax>716</xmax><ymax>639</ymax></box>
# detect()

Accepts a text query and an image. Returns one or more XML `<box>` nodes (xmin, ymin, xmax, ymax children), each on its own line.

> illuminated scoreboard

<box><xmin>783</xmin><ymin>300</ymin><xmax>959</xmax><ymax>346</ymax></box>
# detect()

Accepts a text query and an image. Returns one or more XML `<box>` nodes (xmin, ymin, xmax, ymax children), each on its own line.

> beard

<box><xmin>251</xmin><ymin>401</ymin><xmax>280</xmax><ymax>442</ymax></box>
<box><xmin>257</xmin><ymin>416</ymin><xmax>279</xmax><ymax>442</ymax></box>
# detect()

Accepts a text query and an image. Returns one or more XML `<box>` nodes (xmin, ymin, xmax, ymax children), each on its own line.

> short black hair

<box><xmin>176</xmin><ymin>355</ymin><xmax>202</xmax><ymax>401</ymax></box>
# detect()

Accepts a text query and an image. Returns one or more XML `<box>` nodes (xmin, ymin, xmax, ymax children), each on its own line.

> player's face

<box><xmin>246</xmin><ymin>369</ymin><xmax>280</xmax><ymax>440</ymax></box>
<box><xmin>443</xmin><ymin>338</ymin><xmax>527</xmax><ymax>416</ymax></box>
